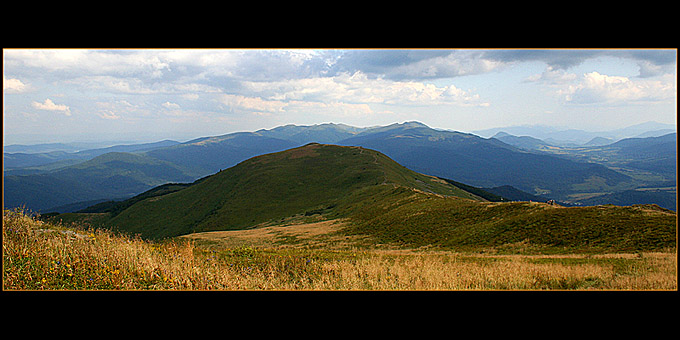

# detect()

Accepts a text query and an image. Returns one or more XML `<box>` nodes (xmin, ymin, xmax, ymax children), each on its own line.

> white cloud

<box><xmin>391</xmin><ymin>51</ymin><xmax>503</xmax><ymax>79</ymax></box>
<box><xmin>162</xmin><ymin>101</ymin><xmax>181</xmax><ymax>109</ymax></box>
<box><xmin>5</xmin><ymin>49</ymin><xmax>170</xmax><ymax>78</ymax></box>
<box><xmin>217</xmin><ymin>71</ymin><xmax>488</xmax><ymax>120</ymax></box>
<box><xmin>93</xmin><ymin>100</ymin><xmax>138</xmax><ymax>120</ymax></box>
<box><xmin>66</xmin><ymin>76</ymin><xmax>155</xmax><ymax>94</ymax></box>
<box><xmin>242</xmin><ymin>71</ymin><xmax>489</xmax><ymax>107</ymax></box>
<box><xmin>181</xmin><ymin>93</ymin><xmax>200</xmax><ymax>101</ymax></box>
<box><xmin>3</xmin><ymin>76</ymin><xmax>28</xmax><ymax>93</ymax></box>
<box><xmin>31</xmin><ymin>98</ymin><xmax>71</xmax><ymax>116</ymax></box>
<box><xmin>97</xmin><ymin>110</ymin><xmax>121</xmax><ymax>120</ymax></box>
<box><xmin>66</xmin><ymin>75</ymin><xmax>223</xmax><ymax>95</ymax></box>
<box><xmin>286</xmin><ymin>100</ymin><xmax>374</xmax><ymax>117</ymax></box>
<box><xmin>219</xmin><ymin>94</ymin><xmax>287</xmax><ymax>114</ymax></box>
<box><xmin>561</xmin><ymin>72</ymin><xmax>675</xmax><ymax>104</ymax></box>
<box><xmin>217</xmin><ymin>93</ymin><xmax>375</xmax><ymax>118</ymax></box>
<box><xmin>526</xmin><ymin>66</ymin><xmax>577</xmax><ymax>85</ymax></box>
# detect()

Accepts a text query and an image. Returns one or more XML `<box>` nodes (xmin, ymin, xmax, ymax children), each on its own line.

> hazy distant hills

<box><xmin>484</xmin><ymin>129</ymin><xmax>676</xmax><ymax>210</ymax></box>
<box><xmin>3</xmin><ymin>140</ymin><xmax>180</xmax><ymax>170</ymax></box>
<box><xmin>473</xmin><ymin>121</ymin><xmax>676</xmax><ymax>146</ymax></box>
<box><xmin>3</xmin><ymin>152</ymin><xmax>195</xmax><ymax>212</ymax></box>
<box><xmin>3</xmin><ymin>120</ymin><xmax>676</xmax><ymax>212</ymax></box>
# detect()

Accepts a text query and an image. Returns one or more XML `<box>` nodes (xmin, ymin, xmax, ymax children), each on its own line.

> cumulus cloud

<box><xmin>483</xmin><ymin>49</ymin><xmax>597</xmax><ymax>70</ymax></box>
<box><xmin>181</xmin><ymin>93</ymin><xmax>200</xmax><ymax>101</ymax></box>
<box><xmin>219</xmin><ymin>94</ymin><xmax>287</xmax><ymax>114</ymax></box>
<box><xmin>242</xmin><ymin>71</ymin><xmax>489</xmax><ymax>107</ymax></box>
<box><xmin>389</xmin><ymin>52</ymin><xmax>502</xmax><ymax>80</ymax></box>
<box><xmin>560</xmin><ymin>72</ymin><xmax>675</xmax><ymax>104</ymax></box>
<box><xmin>3</xmin><ymin>76</ymin><xmax>28</xmax><ymax>93</ymax></box>
<box><xmin>65</xmin><ymin>75</ymin><xmax>224</xmax><ymax>96</ymax></box>
<box><xmin>5</xmin><ymin>49</ymin><xmax>674</xmax><ymax>139</ymax></box>
<box><xmin>484</xmin><ymin>49</ymin><xmax>677</xmax><ymax>78</ymax></box>
<box><xmin>327</xmin><ymin>49</ymin><xmax>503</xmax><ymax>80</ymax></box>
<box><xmin>217</xmin><ymin>93</ymin><xmax>375</xmax><ymax>118</ymax></box>
<box><xmin>97</xmin><ymin>110</ymin><xmax>121</xmax><ymax>120</ymax></box>
<box><xmin>525</xmin><ymin>66</ymin><xmax>577</xmax><ymax>85</ymax></box>
<box><xmin>162</xmin><ymin>101</ymin><xmax>181</xmax><ymax>109</ymax></box>
<box><xmin>31</xmin><ymin>98</ymin><xmax>71</xmax><ymax>116</ymax></box>
<box><xmin>66</xmin><ymin>76</ymin><xmax>155</xmax><ymax>94</ymax></box>
<box><xmin>5</xmin><ymin>49</ymin><xmax>170</xmax><ymax>78</ymax></box>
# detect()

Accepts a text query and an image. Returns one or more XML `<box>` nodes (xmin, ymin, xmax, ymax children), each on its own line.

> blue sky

<box><xmin>3</xmin><ymin>48</ymin><xmax>677</xmax><ymax>144</ymax></box>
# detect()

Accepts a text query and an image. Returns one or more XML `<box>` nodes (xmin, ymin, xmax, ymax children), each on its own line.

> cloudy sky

<box><xmin>3</xmin><ymin>48</ymin><xmax>677</xmax><ymax>144</ymax></box>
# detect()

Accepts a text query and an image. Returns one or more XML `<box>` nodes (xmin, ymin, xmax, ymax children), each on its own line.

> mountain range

<box><xmin>47</xmin><ymin>143</ymin><xmax>676</xmax><ymax>254</ymax></box>
<box><xmin>473</xmin><ymin>121</ymin><xmax>676</xmax><ymax>146</ymax></box>
<box><xmin>3</xmin><ymin>121</ymin><xmax>676</xmax><ymax>212</ymax></box>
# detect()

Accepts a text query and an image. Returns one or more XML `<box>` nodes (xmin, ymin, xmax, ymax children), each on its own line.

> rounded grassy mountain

<box><xmin>106</xmin><ymin>143</ymin><xmax>485</xmax><ymax>239</ymax></box>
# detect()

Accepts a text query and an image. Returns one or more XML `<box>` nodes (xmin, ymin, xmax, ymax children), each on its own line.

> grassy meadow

<box><xmin>3</xmin><ymin>208</ymin><xmax>676</xmax><ymax>291</ymax></box>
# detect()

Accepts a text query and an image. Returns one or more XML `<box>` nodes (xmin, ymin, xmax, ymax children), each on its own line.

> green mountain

<box><xmin>58</xmin><ymin>143</ymin><xmax>676</xmax><ymax>253</ymax></box>
<box><xmin>93</xmin><ymin>143</ymin><xmax>484</xmax><ymax>239</ymax></box>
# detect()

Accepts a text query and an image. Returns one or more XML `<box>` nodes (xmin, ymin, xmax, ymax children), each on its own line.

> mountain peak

<box><xmin>105</xmin><ymin>143</ymin><xmax>485</xmax><ymax>238</ymax></box>
<box><xmin>401</xmin><ymin>121</ymin><xmax>429</xmax><ymax>128</ymax></box>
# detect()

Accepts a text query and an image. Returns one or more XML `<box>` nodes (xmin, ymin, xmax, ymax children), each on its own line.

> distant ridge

<box><xmin>473</xmin><ymin>121</ymin><xmax>676</xmax><ymax>145</ymax></box>
<box><xmin>5</xmin><ymin>121</ymin><xmax>675</xmax><ymax>213</ymax></box>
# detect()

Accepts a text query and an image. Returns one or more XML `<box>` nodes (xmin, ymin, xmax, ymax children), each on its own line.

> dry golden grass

<box><xmin>3</xmin><ymin>209</ymin><xmax>677</xmax><ymax>291</ymax></box>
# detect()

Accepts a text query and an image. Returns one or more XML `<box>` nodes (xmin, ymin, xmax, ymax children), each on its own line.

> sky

<box><xmin>3</xmin><ymin>48</ymin><xmax>677</xmax><ymax>145</ymax></box>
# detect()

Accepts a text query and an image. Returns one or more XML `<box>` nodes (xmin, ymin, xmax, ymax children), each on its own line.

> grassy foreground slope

<box><xmin>341</xmin><ymin>188</ymin><xmax>676</xmax><ymax>253</ymax></box>
<box><xmin>5</xmin><ymin>208</ymin><xmax>676</xmax><ymax>290</ymax></box>
<box><xmin>105</xmin><ymin>143</ymin><xmax>483</xmax><ymax>239</ymax></box>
